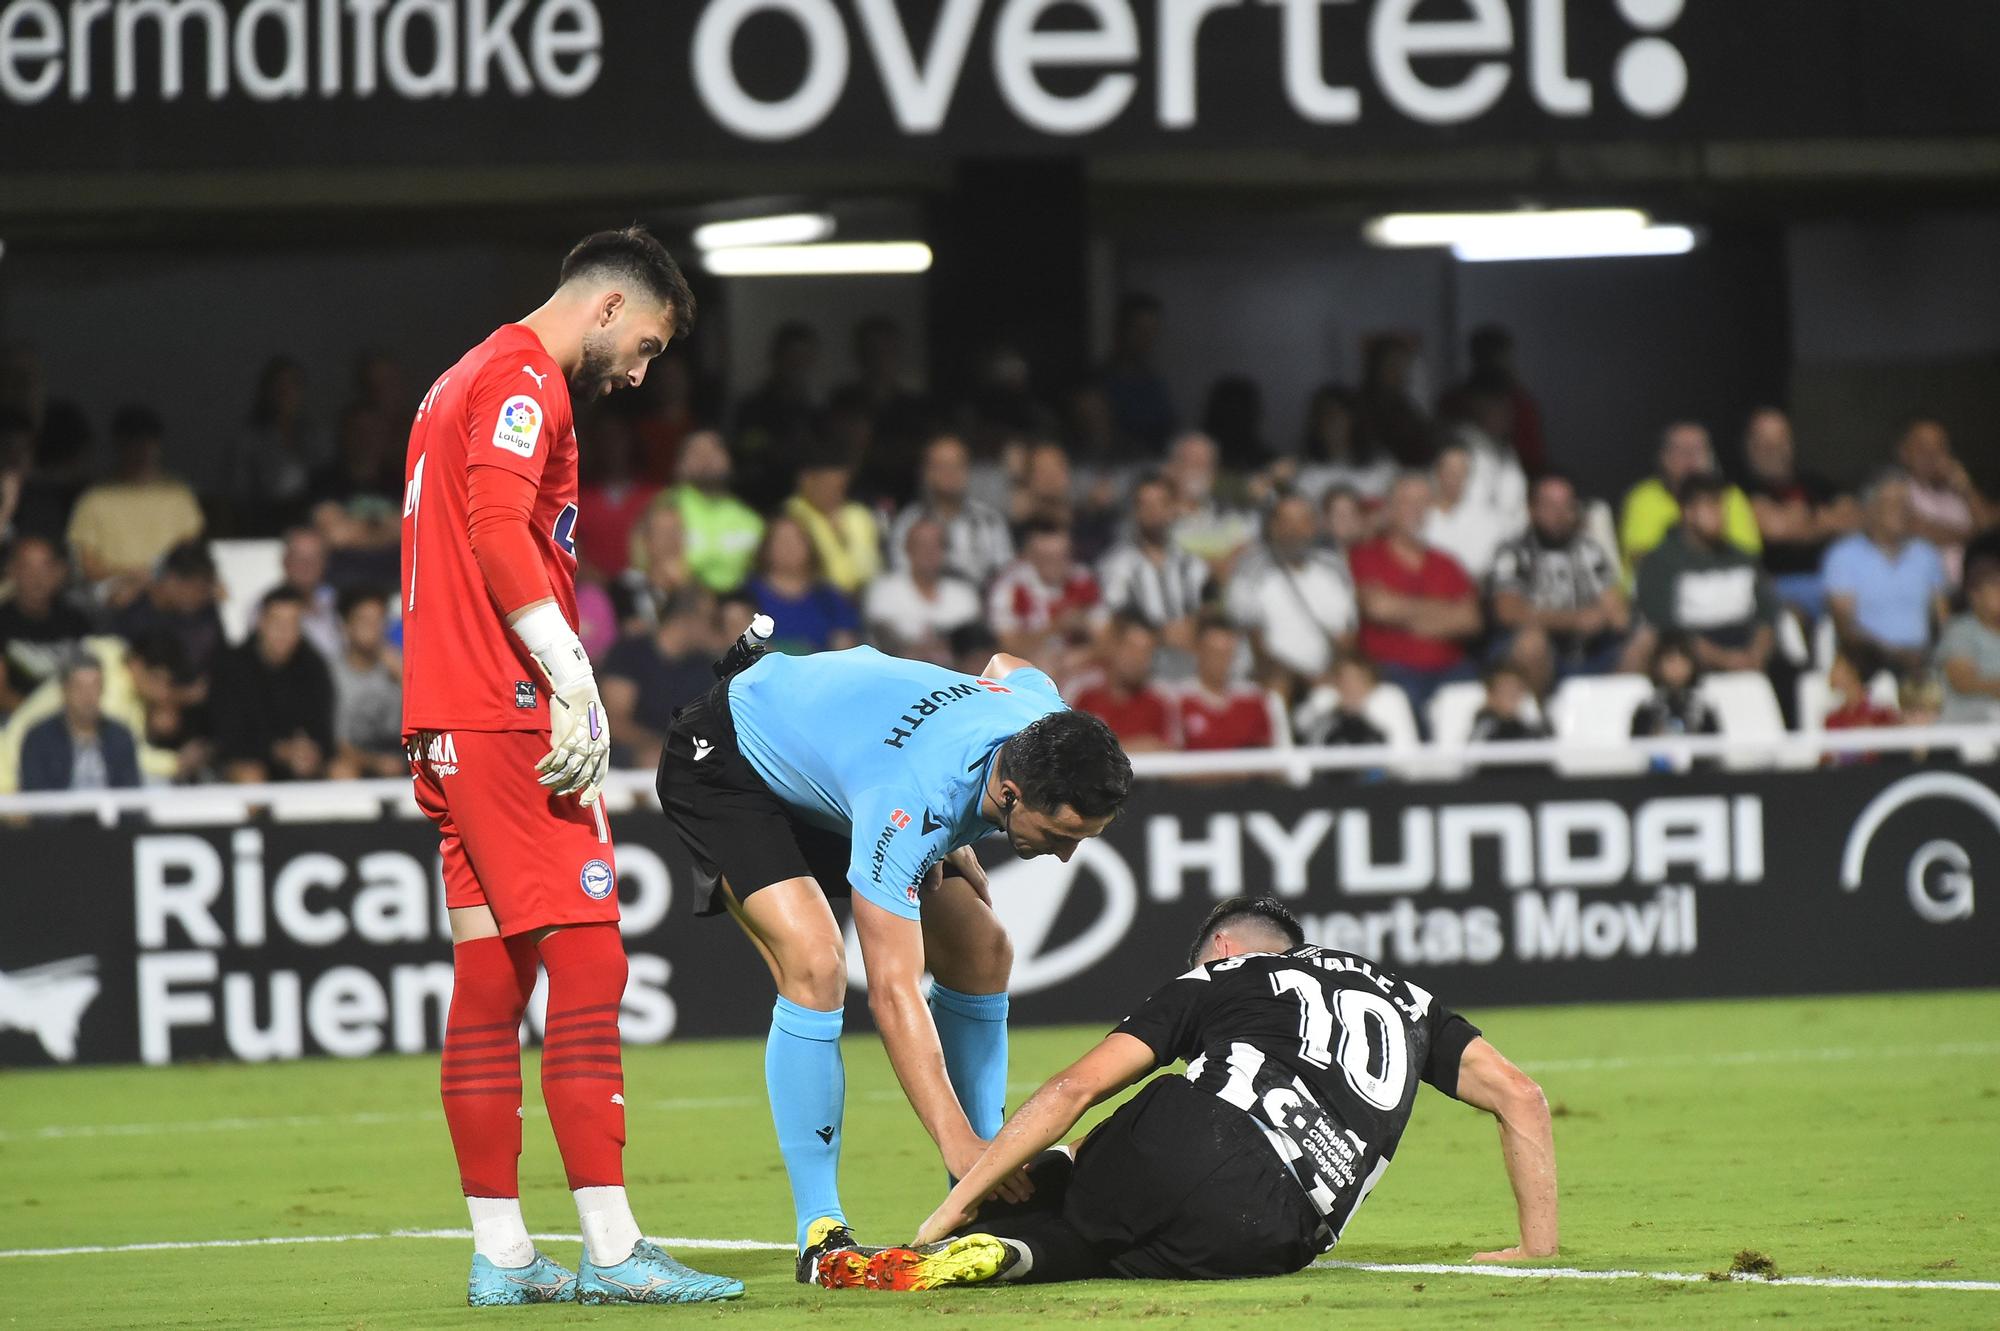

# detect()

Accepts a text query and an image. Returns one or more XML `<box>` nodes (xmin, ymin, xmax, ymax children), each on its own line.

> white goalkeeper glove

<box><xmin>512</xmin><ymin>602</ymin><xmax>610</xmax><ymax>807</ymax></box>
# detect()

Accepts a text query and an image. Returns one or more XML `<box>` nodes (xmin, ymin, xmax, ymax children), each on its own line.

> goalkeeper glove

<box><xmin>511</xmin><ymin>602</ymin><xmax>610</xmax><ymax>806</ymax></box>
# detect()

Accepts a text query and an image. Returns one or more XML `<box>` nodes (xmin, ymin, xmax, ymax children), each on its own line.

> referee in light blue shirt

<box><xmin>656</xmin><ymin>638</ymin><xmax>1133</xmax><ymax>1280</ymax></box>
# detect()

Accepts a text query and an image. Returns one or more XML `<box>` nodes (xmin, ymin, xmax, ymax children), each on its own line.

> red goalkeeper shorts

<box><xmin>408</xmin><ymin>728</ymin><xmax>621</xmax><ymax>936</ymax></box>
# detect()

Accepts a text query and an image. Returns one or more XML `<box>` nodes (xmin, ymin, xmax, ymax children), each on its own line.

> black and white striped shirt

<box><xmin>886</xmin><ymin>499</ymin><xmax>1015</xmax><ymax>587</ymax></box>
<box><xmin>1098</xmin><ymin>539</ymin><xmax>1211</xmax><ymax>626</ymax></box>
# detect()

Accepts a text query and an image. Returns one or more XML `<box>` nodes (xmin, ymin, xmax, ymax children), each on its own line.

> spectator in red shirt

<box><xmin>1822</xmin><ymin>647</ymin><xmax>1899</xmax><ymax>766</ymax></box>
<box><xmin>1072</xmin><ymin>614</ymin><xmax>1178</xmax><ymax>752</ymax></box>
<box><xmin>574</xmin><ymin>410</ymin><xmax>660</xmax><ymax>579</ymax></box>
<box><xmin>1176</xmin><ymin>617</ymin><xmax>1282</xmax><ymax>751</ymax></box>
<box><xmin>1349</xmin><ymin>472</ymin><xmax>1483</xmax><ymax>719</ymax></box>
<box><xmin>988</xmin><ymin>520</ymin><xmax>1103</xmax><ymax>664</ymax></box>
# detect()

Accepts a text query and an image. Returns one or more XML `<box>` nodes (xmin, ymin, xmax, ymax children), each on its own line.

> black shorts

<box><xmin>656</xmin><ymin>679</ymin><xmax>853</xmax><ymax>917</ymax></box>
<box><xmin>1058</xmin><ymin>1076</ymin><xmax>1326</xmax><ymax>1279</ymax></box>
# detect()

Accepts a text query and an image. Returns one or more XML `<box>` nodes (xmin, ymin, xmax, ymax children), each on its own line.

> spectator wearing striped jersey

<box><xmin>887</xmin><ymin>435</ymin><xmax>1014</xmax><ymax>588</ymax></box>
<box><xmin>1488</xmin><ymin>472</ymin><xmax>1629</xmax><ymax>696</ymax></box>
<box><xmin>1098</xmin><ymin>473</ymin><xmax>1210</xmax><ymax>656</ymax></box>
<box><xmin>988</xmin><ymin>521</ymin><xmax>1103</xmax><ymax>665</ymax></box>
<box><xmin>1072</xmin><ymin>614</ymin><xmax>1179</xmax><ymax>752</ymax></box>
<box><xmin>1226</xmin><ymin>493</ymin><xmax>1356</xmax><ymax>690</ymax></box>
<box><xmin>1174</xmin><ymin>617</ymin><xmax>1283</xmax><ymax>751</ymax></box>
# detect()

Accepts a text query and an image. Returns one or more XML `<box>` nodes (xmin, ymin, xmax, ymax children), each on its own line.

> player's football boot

<box><xmin>863</xmin><ymin>1234</ymin><xmax>1021</xmax><ymax>1291</ymax></box>
<box><xmin>797</xmin><ymin>1217</ymin><xmax>880</xmax><ymax>1286</ymax></box>
<box><xmin>465</xmin><ymin>1250</ymin><xmax>578</xmax><ymax>1306</ymax></box>
<box><xmin>575</xmin><ymin>1239</ymin><xmax>744</xmax><ymax>1304</ymax></box>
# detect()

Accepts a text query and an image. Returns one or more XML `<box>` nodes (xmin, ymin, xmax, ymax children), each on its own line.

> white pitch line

<box><xmin>1316</xmin><ymin>1258</ymin><xmax>2000</xmax><ymax>1294</ymax></box>
<box><xmin>0</xmin><ymin>1230</ymin><xmax>791</xmax><ymax>1260</ymax></box>
<box><xmin>1519</xmin><ymin>1040</ymin><xmax>2000</xmax><ymax>1075</ymax></box>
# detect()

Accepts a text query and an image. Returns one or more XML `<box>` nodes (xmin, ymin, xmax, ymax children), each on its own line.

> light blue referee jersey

<box><xmin>726</xmin><ymin>646</ymin><xmax>1067</xmax><ymax>920</ymax></box>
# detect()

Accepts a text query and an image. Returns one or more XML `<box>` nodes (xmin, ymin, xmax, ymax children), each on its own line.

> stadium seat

<box><xmin>1547</xmin><ymin>673</ymin><xmax>1654</xmax><ymax>776</ymax></box>
<box><xmin>209</xmin><ymin>538</ymin><xmax>285</xmax><ymax>646</ymax></box>
<box><xmin>1362</xmin><ymin>682</ymin><xmax>1422</xmax><ymax>750</ymax></box>
<box><xmin>1697</xmin><ymin>671</ymin><xmax>1789</xmax><ymax>770</ymax></box>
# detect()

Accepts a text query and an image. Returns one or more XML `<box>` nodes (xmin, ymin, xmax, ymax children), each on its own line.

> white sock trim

<box><xmin>466</xmin><ymin>1196</ymin><xmax>535</xmax><ymax>1268</ymax></box>
<box><xmin>574</xmin><ymin>1185</ymin><xmax>643</xmax><ymax>1267</ymax></box>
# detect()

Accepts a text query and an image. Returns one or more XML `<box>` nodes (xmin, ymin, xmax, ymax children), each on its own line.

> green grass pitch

<box><xmin>4</xmin><ymin>989</ymin><xmax>1997</xmax><ymax>1329</ymax></box>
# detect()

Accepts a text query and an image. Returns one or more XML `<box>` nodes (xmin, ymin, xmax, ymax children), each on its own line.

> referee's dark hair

<box><xmin>1188</xmin><ymin>895</ymin><xmax>1305</xmax><ymax>968</ymax></box>
<box><xmin>560</xmin><ymin>225</ymin><xmax>697</xmax><ymax>340</ymax></box>
<box><xmin>998</xmin><ymin>710</ymin><xmax>1132</xmax><ymax>820</ymax></box>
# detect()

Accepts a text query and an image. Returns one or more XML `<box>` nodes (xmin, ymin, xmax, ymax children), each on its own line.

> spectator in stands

<box><xmin>19</xmin><ymin>653</ymin><xmax>141</xmax><ymax>792</ymax></box>
<box><xmin>112</xmin><ymin>539</ymin><xmax>226</xmax><ymax>691</ymax></box>
<box><xmin>1226</xmin><ymin>493</ymin><xmax>1356</xmax><ymax>685</ymax></box>
<box><xmin>746</xmin><ymin>515</ymin><xmax>860</xmax><ymax>655</ymax></box>
<box><xmin>1422</xmin><ymin>438</ymin><xmax>1519</xmax><ymax>582</ymax></box>
<box><xmin>66</xmin><ymin>404</ymin><xmax>204</xmax><ymax>608</ymax></box>
<box><xmin>1897</xmin><ymin>415</ymin><xmax>1996</xmax><ymax>584</ymax></box>
<box><xmin>888</xmin><ymin>434</ymin><xmax>1014</xmax><ymax>587</ymax></box>
<box><xmin>785</xmin><ymin>456</ymin><xmax>879</xmax><ymax>596</ymax></box>
<box><xmin>1072</xmin><ymin>614</ymin><xmax>1178</xmax><ymax>752</ymax></box>
<box><xmin>1321</xmin><ymin>485</ymin><xmax>1372</xmax><ymax>551</ymax></box>
<box><xmin>1098</xmin><ymin>473</ymin><xmax>1210</xmax><ymax>654</ymax></box>
<box><xmin>1354</xmin><ymin>335</ymin><xmax>1431</xmax><ymax>468</ymax></box>
<box><xmin>232</xmin><ymin>356</ymin><xmax>327</xmax><ymax>533</ymax></box>
<box><xmin>864</xmin><ymin>516</ymin><xmax>980</xmax><ymax>664</ymax></box>
<box><xmin>1100</xmin><ymin>293</ymin><xmax>1176</xmax><ymax>455</ymax></box>
<box><xmin>1166</xmin><ymin>432</ymin><xmax>1256</xmax><ymax>573</ymax></box>
<box><xmin>2</xmin><ymin>344</ymin><xmax>95</xmax><ymax>546</ymax></box>
<box><xmin>0</xmin><ymin>534</ymin><xmax>91</xmax><ymax>716</ymax></box>
<box><xmin>1011</xmin><ymin>442</ymin><xmax>1116</xmax><ymax>563</ymax></box>
<box><xmin>1489</xmin><ymin>472</ymin><xmax>1630</xmax><ymax>696</ymax></box>
<box><xmin>838</xmin><ymin>316</ymin><xmax>934</xmax><ymax>507</ymax></box>
<box><xmin>1629</xmin><ymin>632</ymin><xmax>1722</xmax><ymax>746</ymax></box>
<box><xmin>126</xmin><ymin>630</ymin><xmax>212</xmax><ymax>781</ymax></box>
<box><xmin>1821</xmin><ymin>647</ymin><xmax>1899</xmax><ymax>766</ymax></box>
<box><xmin>1350</xmin><ymin>472</ymin><xmax>1482</xmax><ymax>717</ymax></box>
<box><xmin>574</xmin><ymin>411</ymin><xmax>659</xmax><ymax>580</ymax></box>
<box><xmin>309</xmin><ymin>405</ymin><xmax>403</xmax><ymax>584</ymax></box>
<box><xmin>276</xmin><ymin>526</ymin><xmax>342</xmax><ymax>663</ymax></box>
<box><xmin>1457</xmin><ymin>324</ymin><xmax>1547</xmax><ymax>477</ymax></box>
<box><xmin>1292</xmin><ymin>656</ymin><xmax>1389</xmax><ymax>765</ymax></box>
<box><xmin>965</xmin><ymin>343</ymin><xmax>1062</xmax><ymax>458</ymax></box>
<box><xmin>733</xmin><ymin>321</ymin><xmax>821</xmax><ymax>511</ymax></box>
<box><xmin>625</xmin><ymin>345</ymin><xmax>700</xmax><ymax>486</ymax></box>
<box><xmin>1624</xmin><ymin>472</ymin><xmax>1779</xmax><ymax>678</ymax></box>
<box><xmin>988</xmin><ymin>520</ymin><xmax>1102</xmax><ymax>662</ymax></box>
<box><xmin>0</xmin><ymin>406</ymin><xmax>30</xmax><ymax>554</ymax></box>
<box><xmin>1822</xmin><ymin>470</ymin><xmax>1951</xmax><ymax>678</ymax></box>
<box><xmin>212</xmin><ymin>587</ymin><xmax>335</xmax><ymax>783</ymax></box>
<box><xmin>1468</xmin><ymin>662</ymin><xmax>1551</xmax><ymax>745</ymax></box>
<box><xmin>615</xmin><ymin>502</ymin><xmax>696</xmax><ymax>632</ymax></box>
<box><xmin>1175</xmin><ymin>617</ymin><xmax>1280</xmax><ymax>751</ymax></box>
<box><xmin>948</xmin><ymin>622</ymin><xmax>1002</xmax><ymax>679</ymax></box>
<box><xmin>1288</xmin><ymin>385</ymin><xmax>1394</xmax><ymax>504</ymax></box>
<box><xmin>326</xmin><ymin>588</ymin><xmax>404</xmax><ymax>780</ymax></box>
<box><xmin>1201</xmin><ymin>375</ymin><xmax>1272</xmax><ymax>474</ymax></box>
<box><xmin>1619</xmin><ymin>422</ymin><xmax>1760</xmax><ymax>575</ymax></box>
<box><xmin>650</xmin><ymin>430</ymin><xmax>763</xmax><ymax>595</ymax></box>
<box><xmin>1936</xmin><ymin>559</ymin><xmax>2000</xmax><ymax>724</ymax></box>
<box><xmin>1742</xmin><ymin>407</ymin><xmax>1858</xmax><ymax>619</ymax></box>
<box><xmin>601</xmin><ymin>589</ymin><xmax>715</xmax><ymax>771</ymax></box>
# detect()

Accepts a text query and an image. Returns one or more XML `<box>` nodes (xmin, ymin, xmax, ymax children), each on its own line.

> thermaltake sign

<box><xmin>1</xmin><ymin>761</ymin><xmax>1994</xmax><ymax>1067</ymax></box>
<box><xmin>3</xmin><ymin>0</ymin><xmax>1997</xmax><ymax>173</ymax></box>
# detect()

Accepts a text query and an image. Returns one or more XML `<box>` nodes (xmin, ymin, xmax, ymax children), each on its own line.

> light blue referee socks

<box><xmin>767</xmin><ymin>996</ymin><xmax>847</xmax><ymax>1250</ymax></box>
<box><xmin>929</xmin><ymin>984</ymin><xmax>1010</xmax><ymax>1140</ymax></box>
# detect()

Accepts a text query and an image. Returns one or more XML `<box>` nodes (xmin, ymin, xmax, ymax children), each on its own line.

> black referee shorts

<box><xmin>1064</xmin><ymin>1076</ymin><xmax>1326</xmax><ymax>1279</ymax></box>
<box><xmin>656</xmin><ymin>679</ymin><xmax>853</xmax><ymax>917</ymax></box>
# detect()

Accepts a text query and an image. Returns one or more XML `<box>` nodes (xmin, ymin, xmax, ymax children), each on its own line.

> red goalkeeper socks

<box><xmin>537</xmin><ymin>923</ymin><xmax>629</xmax><ymax>1190</ymax></box>
<box><xmin>441</xmin><ymin>935</ymin><xmax>538</xmax><ymax>1198</ymax></box>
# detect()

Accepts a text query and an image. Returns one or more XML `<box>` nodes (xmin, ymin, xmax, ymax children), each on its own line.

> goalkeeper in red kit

<box><xmin>399</xmin><ymin>226</ymin><xmax>740</xmax><ymax>1306</ymax></box>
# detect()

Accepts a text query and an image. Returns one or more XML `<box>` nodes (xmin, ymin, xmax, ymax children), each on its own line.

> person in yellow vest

<box><xmin>1618</xmin><ymin>420</ymin><xmax>1760</xmax><ymax>578</ymax></box>
<box><xmin>785</xmin><ymin>456</ymin><xmax>881</xmax><ymax>596</ymax></box>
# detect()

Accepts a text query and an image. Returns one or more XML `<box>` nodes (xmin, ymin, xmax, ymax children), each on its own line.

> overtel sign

<box><xmin>3</xmin><ymin>0</ymin><xmax>1997</xmax><ymax>174</ymax></box>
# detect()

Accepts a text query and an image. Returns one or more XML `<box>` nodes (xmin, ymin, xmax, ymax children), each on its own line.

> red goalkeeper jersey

<box><xmin>400</xmin><ymin>324</ymin><xmax>579</xmax><ymax>734</ymax></box>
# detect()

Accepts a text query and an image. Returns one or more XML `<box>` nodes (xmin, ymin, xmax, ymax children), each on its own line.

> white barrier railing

<box><xmin>1</xmin><ymin>724</ymin><xmax>1995</xmax><ymax>826</ymax></box>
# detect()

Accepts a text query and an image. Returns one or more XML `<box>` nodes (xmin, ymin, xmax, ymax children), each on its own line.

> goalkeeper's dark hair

<box><xmin>1188</xmin><ymin>895</ymin><xmax>1305</xmax><ymax>968</ymax></box>
<box><xmin>997</xmin><ymin>709</ymin><xmax>1132</xmax><ymax>820</ymax></box>
<box><xmin>560</xmin><ymin>225</ymin><xmax>696</xmax><ymax>340</ymax></box>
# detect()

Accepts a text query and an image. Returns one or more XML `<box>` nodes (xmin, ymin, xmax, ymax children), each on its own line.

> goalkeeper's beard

<box><xmin>571</xmin><ymin>331</ymin><xmax>621</xmax><ymax>401</ymax></box>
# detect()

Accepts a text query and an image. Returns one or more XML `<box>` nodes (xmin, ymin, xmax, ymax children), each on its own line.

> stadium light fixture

<box><xmin>1363</xmin><ymin>208</ymin><xmax>1650</xmax><ymax>250</ymax></box>
<box><xmin>701</xmin><ymin>242</ymin><xmax>934</xmax><ymax>277</ymax></box>
<box><xmin>691</xmin><ymin>212</ymin><xmax>836</xmax><ymax>251</ymax></box>
<box><xmin>1452</xmin><ymin>224</ymin><xmax>1699</xmax><ymax>262</ymax></box>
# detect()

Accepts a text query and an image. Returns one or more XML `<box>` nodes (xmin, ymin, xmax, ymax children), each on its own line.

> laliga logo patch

<box><xmin>579</xmin><ymin>858</ymin><xmax>615</xmax><ymax>900</ymax></box>
<box><xmin>492</xmin><ymin>394</ymin><xmax>542</xmax><ymax>458</ymax></box>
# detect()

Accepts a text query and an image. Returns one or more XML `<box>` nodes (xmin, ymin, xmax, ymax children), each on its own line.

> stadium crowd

<box><xmin>3</xmin><ymin>300</ymin><xmax>2000</xmax><ymax>795</ymax></box>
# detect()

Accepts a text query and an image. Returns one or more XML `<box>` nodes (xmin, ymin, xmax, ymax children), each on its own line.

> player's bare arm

<box><xmin>914</xmin><ymin>1033</ymin><xmax>1157</xmax><ymax>1245</ymax></box>
<box><xmin>1452</xmin><ymin>1036</ymin><xmax>1559</xmax><ymax>1261</ymax></box>
<box><xmin>980</xmin><ymin>652</ymin><xmax>1038</xmax><ymax>681</ymax></box>
<box><xmin>851</xmin><ymin>896</ymin><xmax>1024</xmax><ymax>1194</ymax></box>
